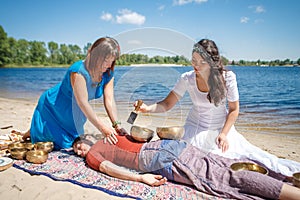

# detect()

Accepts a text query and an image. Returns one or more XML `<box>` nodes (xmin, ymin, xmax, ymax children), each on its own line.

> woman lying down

<box><xmin>73</xmin><ymin>134</ymin><xmax>300</xmax><ymax>200</ymax></box>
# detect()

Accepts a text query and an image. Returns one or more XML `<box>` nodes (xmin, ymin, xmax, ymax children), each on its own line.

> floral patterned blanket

<box><xmin>13</xmin><ymin>150</ymin><xmax>225</xmax><ymax>200</ymax></box>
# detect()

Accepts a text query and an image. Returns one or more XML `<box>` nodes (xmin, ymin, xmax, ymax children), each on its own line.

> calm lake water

<box><xmin>0</xmin><ymin>66</ymin><xmax>299</xmax><ymax>136</ymax></box>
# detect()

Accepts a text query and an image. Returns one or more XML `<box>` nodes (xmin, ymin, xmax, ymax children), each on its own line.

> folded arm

<box><xmin>99</xmin><ymin>160</ymin><xmax>167</xmax><ymax>186</ymax></box>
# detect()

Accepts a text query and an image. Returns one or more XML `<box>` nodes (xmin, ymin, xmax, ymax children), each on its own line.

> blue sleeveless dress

<box><xmin>30</xmin><ymin>60</ymin><xmax>114</xmax><ymax>150</ymax></box>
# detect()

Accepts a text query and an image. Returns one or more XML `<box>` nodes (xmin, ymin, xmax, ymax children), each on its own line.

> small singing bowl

<box><xmin>8</xmin><ymin>142</ymin><xmax>26</xmax><ymax>152</ymax></box>
<box><xmin>156</xmin><ymin>126</ymin><xmax>184</xmax><ymax>140</ymax></box>
<box><xmin>292</xmin><ymin>172</ymin><xmax>300</xmax><ymax>188</ymax></box>
<box><xmin>23</xmin><ymin>141</ymin><xmax>35</xmax><ymax>150</ymax></box>
<box><xmin>230</xmin><ymin>162</ymin><xmax>268</xmax><ymax>175</ymax></box>
<box><xmin>34</xmin><ymin>142</ymin><xmax>54</xmax><ymax>153</ymax></box>
<box><xmin>130</xmin><ymin>126</ymin><xmax>154</xmax><ymax>142</ymax></box>
<box><xmin>26</xmin><ymin>150</ymin><xmax>48</xmax><ymax>164</ymax></box>
<box><xmin>10</xmin><ymin>148</ymin><xmax>28</xmax><ymax>160</ymax></box>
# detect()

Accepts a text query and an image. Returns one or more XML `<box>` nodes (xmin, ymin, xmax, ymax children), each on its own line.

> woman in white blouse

<box><xmin>135</xmin><ymin>39</ymin><xmax>300</xmax><ymax>176</ymax></box>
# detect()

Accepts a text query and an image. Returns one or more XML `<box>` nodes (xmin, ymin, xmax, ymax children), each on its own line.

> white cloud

<box><xmin>116</xmin><ymin>9</ymin><xmax>145</xmax><ymax>25</ymax></box>
<box><xmin>100</xmin><ymin>12</ymin><xmax>113</xmax><ymax>21</ymax></box>
<box><xmin>194</xmin><ymin>0</ymin><xmax>208</xmax><ymax>3</ymax></box>
<box><xmin>158</xmin><ymin>5</ymin><xmax>165</xmax><ymax>10</ymax></box>
<box><xmin>240</xmin><ymin>17</ymin><xmax>250</xmax><ymax>23</ymax></box>
<box><xmin>173</xmin><ymin>0</ymin><xmax>207</xmax><ymax>6</ymax></box>
<box><xmin>249</xmin><ymin>5</ymin><xmax>266</xmax><ymax>13</ymax></box>
<box><xmin>174</xmin><ymin>0</ymin><xmax>191</xmax><ymax>5</ymax></box>
<box><xmin>255</xmin><ymin>5</ymin><xmax>265</xmax><ymax>13</ymax></box>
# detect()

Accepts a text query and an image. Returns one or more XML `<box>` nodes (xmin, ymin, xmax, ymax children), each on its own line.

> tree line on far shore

<box><xmin>0</xmin><ymin>25</ymin><xmax>299</xmax><ymax>67</ymax></box>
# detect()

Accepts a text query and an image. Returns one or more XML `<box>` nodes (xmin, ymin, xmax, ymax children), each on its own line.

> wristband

<box><xmin>112</xmin><ymin>121</ymin><xmax>121</xmax><ymax>128</ymax></box>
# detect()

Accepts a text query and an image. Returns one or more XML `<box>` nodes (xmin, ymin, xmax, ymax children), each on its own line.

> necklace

<box><xmin>92</xmin><ymin>82</ymin><xmax>101</xmax><ymax>87</ymax></box>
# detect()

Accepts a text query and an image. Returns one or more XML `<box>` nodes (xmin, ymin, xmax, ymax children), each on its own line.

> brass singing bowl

<box><xmin>26</xmin><ymin>150</ymin><xmax>48</xmax><ymax>164</ymax></box>
<box><xmin>230</xmin><ymin>162</ymin><xmax>268</xmax><ymax>175</ymax></box>
<box><xmin>23</xmin><ymin>141</ymin><xmax>35</xmax><ymax>150</ymax></box>
<box><xmin>10</xmin><ymin>147</ymin><xmax>28</xmax><ymax>160</ymax></box>
<box><xmin>8</xmin><ymin>142</ymin><xmax>25</xmax><ymax>152</ymax></box>
<box><xmin>293</xmin><ymin>172</ymin><xmax>300</xmax><ymax>188</ymax></box>
<box><xmin>34</xmin><ymin>142</ymin><xmax>54</xmax><ymax>153</ymax></box>
<box><xmin>130</xmin><ymin>126</ymin><xmax>154</xmax><ymax>142</ymax></box>
<box><xmin>156</xmin><ymin>126</ymin><xmax>184</xmax><ymax>140</ymax></box>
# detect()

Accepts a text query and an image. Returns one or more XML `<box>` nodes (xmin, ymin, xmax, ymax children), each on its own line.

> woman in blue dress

<box><xmin>14</xmin><ymin>37</ymin><xmax>125</xmax><ymax>150</ymax></box>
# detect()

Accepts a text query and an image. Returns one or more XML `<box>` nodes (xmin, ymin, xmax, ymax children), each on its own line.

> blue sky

<box><xmin>1</xmin><ymin>0</ymin><xmax>300</xmax><ymax>61</ymax></box>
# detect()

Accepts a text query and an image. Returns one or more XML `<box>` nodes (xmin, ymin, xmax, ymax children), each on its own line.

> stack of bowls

<box><xmin>8</xmin><ymin>141</ymin><xmax>54</xmax><ymax>164</ymax></box>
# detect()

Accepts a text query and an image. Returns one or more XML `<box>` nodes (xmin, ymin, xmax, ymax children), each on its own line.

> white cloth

<box><xmin>173</xmin><ymin>70</ymin><xmax>300</xmax><ymax>176</ymax></box>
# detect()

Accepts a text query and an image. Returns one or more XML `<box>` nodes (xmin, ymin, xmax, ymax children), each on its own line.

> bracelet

<box><xmin>112</xmin><ymin>121</ymin><xmax>121</xmax><ymax>128</ymax></box>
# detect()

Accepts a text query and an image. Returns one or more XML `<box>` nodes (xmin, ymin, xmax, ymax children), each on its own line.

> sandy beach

<box><xmin>0</xmin><ymin>97</ymin><xmax>299</xmax><ymax>200</ymax></box>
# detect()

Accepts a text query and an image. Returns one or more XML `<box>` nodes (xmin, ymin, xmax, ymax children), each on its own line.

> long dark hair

<box><xmin>196</xmin><ymin>39</ymin><xmax>226</xmax><ymax>106</ymax></box>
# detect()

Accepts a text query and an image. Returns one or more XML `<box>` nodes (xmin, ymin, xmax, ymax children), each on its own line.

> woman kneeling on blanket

<box><xmin>73</xmin><ymin>134</ymin><xmax>300</xmax><ymax>200</ymax></box>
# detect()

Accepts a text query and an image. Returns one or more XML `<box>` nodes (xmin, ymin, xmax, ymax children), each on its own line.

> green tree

<box><xmin>59</xmin><ymin>44</ymin><xmax>74</xmax><ymax>64</ymax></box>
<box><xmin>7</xmin><ymin>37</ymin><xmax>17</xmax><ymax>64</ymax></box>
<box><xmin>136</xmin><ymin>54</ymin><xmax>148</xmax><ymax>64</ymax></box>
<box><xmin>221</xmin><ymin>56</ymin><xmax>229</xmax><ymax>65</ymax></box>
<box><xmin>238</xmin><ymin>60</ymin><xmax>245</xmax><ymax>66</ymax></box>
<box><xmin>0</xmin><ymin>25</ymin><xmax>11</xmax><ymax>66</ymax></box>
<box><xmin>29</xmin><ymin>41</ymin><xmax>47</xmax><ymax>65</ymax></box>
<box><xmin>48</xmin><ymin>41</ymin><xmax>59</xmax><ymax>64</ymax></box>
<box><xmin>282</xmin><ymin>59</ymin><xmax>290</xmax><ymax>65</ymax></box>
<box><xmin>177</xmin><ymin>55</ymin><xmax>189</xmax><ymax>65</ymax></box>
<box><xmin>68</xmin><ymin>44</ymin><xmax>82</xmax><ymax>63</ymax></box>
<box><xmin>17</xmin><ymin>39</ymin><xmax>31</xmax><ymax>65</ymax></box>
<box><xmin>256</xmin><ymin>59</ymin><xmax>261</xmax><ymax>66</ymax></box>
<box><xmin>83</xmin><ymin>42</ymin><xmax>91</xmax><ymax>55</ymax></box>
<box><xmin>152</xmin><ymin>55</ymin><xmax>164</xmax><ymax>64</ymax></box>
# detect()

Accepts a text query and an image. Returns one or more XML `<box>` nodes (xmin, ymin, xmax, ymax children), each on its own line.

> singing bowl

<box><xmin>156</xmin><ymin>126</ymin><xmax>184</xmax><ymax>140</ymax></box>
<box><xmin>0</xmin><ymin>157</ymin><xmax>13</xmax><ymax>171</ymax></box>
<box><xmin>130</xmin><ymin>126</ymin><xmax>154</xmax><ymax>142</ymax></box>
<box><xmin>23</xmin><ymin>141</ymin><xmax>35</xmax><ymax>150</ymax></box>
<box><xmin>10</xmin><ymin>147</ymin><xmax>28</xmax><ymax>160</ymax></box>
<box><xmin>26</xmin><ymin>150</ymin><xmax>48</xmax><ymax>164</ymax></box>
<box><xmin>8</xmin><ymin>142</ymin><xmax>25</xmax><ymax>152</ymax></box>
<box><xmin>230</xmin><ymin>162</ymin><xmax>268</xmax><ymax>175</ymax></box>
<box><xmin>293</xmin><ymin>172</ymin><xmax>300</xmax><ymax>188</ymax></box>
<box><xmin>34</xmin><ymin>142</ymin><xmax>54</xmax><ymax>153</ymax></box>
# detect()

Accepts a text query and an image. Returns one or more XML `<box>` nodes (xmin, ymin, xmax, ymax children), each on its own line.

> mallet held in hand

<box><xmin>127</xmin><ymin>100</ymin><xmax>143</xmax><ymax>124</ymax></box>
